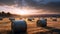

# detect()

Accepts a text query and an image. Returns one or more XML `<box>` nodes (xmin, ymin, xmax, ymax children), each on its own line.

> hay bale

<box><xmin>52</xmin><ymin>18</ymin><xmax>57</xmax><ymax>21</ymax></box>
<box><xmin>11</xmin><ymin>20</ymin><xmax>27</xmax><ymax>34</ymax></box>
<box><xmin>36</xmin><ymin>18</ymin><xmax>47</xmax><ymax>27</ymax></box>
<box><xmin>9</xmin><ymin>17</ymin><xmax>15</xmax><ymax>21</ymax></box>
<box><xmin>0</xmin><ymin>17</ymin><xmax>3</xmax><ymax>20</ymax></box>
<box><xmin>28</xmin><ymin>18</ymin><xmax>34</xmax><ymax>21</ymax></box>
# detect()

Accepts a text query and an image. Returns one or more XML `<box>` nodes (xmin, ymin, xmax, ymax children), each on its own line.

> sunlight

<box><xmin>15</xmin><ymin>8</ymin><xmax>30</xmax><ymax>15</ymax></box>
<box><xmin>0</xmin><ymin>6</ymin><xmax>46</xmax><ymax>15</ymax></box>
<box><xmin>19</xmin><ymin>9</ymin><xmax>29</xmax><ymax>15</ymax></box>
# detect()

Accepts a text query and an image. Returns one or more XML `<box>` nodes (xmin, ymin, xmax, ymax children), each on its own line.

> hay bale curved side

<box><xmin>11</xmin><ymin>20</ymin><xmax>27</xmax><ymax>33</ymax></box>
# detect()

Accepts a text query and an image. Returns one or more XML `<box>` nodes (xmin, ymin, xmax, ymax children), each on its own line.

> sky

<box><xmin>0</xmin><ymin>0</ymin><xmax>60</xmax><ymax>15</ymax></box>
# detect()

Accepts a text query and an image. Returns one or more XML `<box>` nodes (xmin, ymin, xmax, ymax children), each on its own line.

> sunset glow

<box><xmin>16</xmin><ymin>9</ymin><xmax>30</xmax><ymax>15</ymax></box>
<box><xmin>0</xmin><ymin>5</ymin><xmax>59</xmax><ymax>16</ymax></box>
<box><xmin>16</xmin><ymin>8</ymin><xmax>40</xmax><ymax>15</ymax></box>
<box><xmin>0</xmin><ymin>0</ymin><xmax>60</xmax><ymax>16</ymax></box>
<box><xmin>0</xmin><ymin>6</ymin><xmax>45</xmax><ymax>15</ymax></box>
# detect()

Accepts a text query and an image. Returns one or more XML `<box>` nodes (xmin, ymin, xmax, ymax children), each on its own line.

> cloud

<box><xmin>0</xmin><ymin>0</ymin><xmax>15</xmax><ymax>5</ymax></box>
<box><xmin>0</xmin><ymin>0</ymin><xmax>60</xmax><ymax>14</ymax></box>
<box><xmin>25</xmin><ymin>0</ymin><xmax>60</xmax><ymax>13</ymax></box>
<box><xmin>42</xmin><ymin>2</ymin><xmax>60</xmax><ymax>13</ymax></box>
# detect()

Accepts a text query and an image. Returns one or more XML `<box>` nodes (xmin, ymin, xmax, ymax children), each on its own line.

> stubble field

<box><xmin>0</xmin><ymin>17</ymin><xmax>60</xmax><ymax>34</ymax></box>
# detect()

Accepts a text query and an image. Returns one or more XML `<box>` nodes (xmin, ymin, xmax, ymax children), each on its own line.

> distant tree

<box><xmin>1</xmin><ymin>11</ymin><xmax>4</xmax><ymax>16</ymax></box>
<box><xmin>7</xmin><ymin>12</ymin><xmax>11</xmax><ymax>17</ymax></box>
<box><xmin>1</xmin><ymin>11</ymin><xmax>6</xmax><ymax>17</ymax></box>
<box><xmin>0</xmin><ymin>11</ymin><xmax>12</xmax><ymax>17</ymax></box>
<box><xmin>0</xmin><ymin>12</ymin><xmax>2</xmax><ymax>16</ymax></box>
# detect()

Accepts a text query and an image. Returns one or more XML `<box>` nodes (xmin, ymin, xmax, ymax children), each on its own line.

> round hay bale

<box><xmin>9</xmin><ymin>17</ymin><xmax>15</xmax><ymax>21</ymax></box>
<box><xmin>11</xmin><ymin>20</ymin><xmax>27</xmax><ymax>33</ymax></box>
<box><xmin>52</xmin><ymin>18</ymin><xmax>57</xmax><ymax>21</ymax></box>
<box><xmin>36</xmin><ymin>18</ymin><xmax>47</xmax><ymax>27</ymax></box>
<box><xmin>0</xmin><ymin>17</ymin><xmax>3</xmax><ymax>20</ymax></box>
<box><xmin>28</xmin><ymin>18</ymin><xmax>34</xmax><ymax>21</ymax></box>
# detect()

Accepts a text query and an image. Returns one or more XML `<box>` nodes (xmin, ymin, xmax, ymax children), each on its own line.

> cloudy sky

<box><xmin>0</xmin><ymin>0</ymin><xmax>60</xmax><ymax>15</ymax></box>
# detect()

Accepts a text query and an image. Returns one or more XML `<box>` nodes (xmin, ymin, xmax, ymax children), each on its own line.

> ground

<box><xmin>0</xmin><ymin>17</ymin><xmax>60</xmax><ymax>34</ymax></box>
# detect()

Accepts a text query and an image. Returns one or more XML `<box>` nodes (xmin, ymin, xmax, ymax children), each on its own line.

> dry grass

<box><xmin>0</xmin><ymin>17</ymin><xmax>60</xmax><ymax>34</ymax></box>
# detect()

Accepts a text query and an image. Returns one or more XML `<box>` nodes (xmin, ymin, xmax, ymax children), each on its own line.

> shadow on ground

<box><xmin>33</xmin><ymin>26</ymin><xmax>60</xmax><ymax>34</ymax></box>
<box><xmin>0</xmin><ymin>30</ymin><xmax>27</xmax><ymax>34</ymax></box>
<box><xmin>0</xmin><ymin>26</ymin><xmax>60</xmax><ymax>34</ymax></box>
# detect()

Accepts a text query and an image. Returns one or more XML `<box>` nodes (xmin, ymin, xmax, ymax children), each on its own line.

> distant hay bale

<box><xmin>52</xmin><ymin>18</ymin><xmax>57</xmax><ymax>21</ymax></box>
<box><xmin>11</xmin><ymin>20</ymin><xmax>27</xmax><ymax>33</ymax></box>
<box><xmin>9</xmin><ymin>17</ymin><xmax>15</xmax><ymax>21</ymax></box>
<box><xmin>28</xmin><ymin>18</ymin><xmax>34</xmax><ymax>21</ymax></box>
<box><xmin>0</xmin><ymin>17</ymin><xmax>3</xmax><ymax>20</ymax></box>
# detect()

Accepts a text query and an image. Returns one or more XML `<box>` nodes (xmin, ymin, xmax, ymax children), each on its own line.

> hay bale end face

<box><xmin>11</xmin><ymin>20</ymin><xmax>27</xmax><ymax>33</ymax></box>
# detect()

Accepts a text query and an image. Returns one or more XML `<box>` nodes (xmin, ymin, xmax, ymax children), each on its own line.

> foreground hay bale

<box><xmin>11</xmin><ymin>20</ymin><xmax>27</xmax><ymax>34</ymax></box>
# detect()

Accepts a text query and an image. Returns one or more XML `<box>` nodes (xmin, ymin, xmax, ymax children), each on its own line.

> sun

<box><xmin>15</xmin><ymin>8</ymin><xmax>30</xmax><ymax>15</ymax></box>
<box><xmin>19</xmin><ymin>9</ymin><xmax>29</xmax><ymax>15</ymax></box>
<box><xmin>12</xmin><ymin>7</ymin><xmax>39</xmax><ymax>15</ymax></box>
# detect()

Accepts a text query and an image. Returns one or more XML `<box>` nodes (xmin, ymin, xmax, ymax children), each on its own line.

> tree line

<box><xmin>0</xmin><ymin>11</ymin><xmax>11</xmax><ymax>17</ymax></box>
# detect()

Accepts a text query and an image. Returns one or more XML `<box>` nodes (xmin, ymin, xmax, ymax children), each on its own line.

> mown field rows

<box><xmin>0</xmin><ymin>17</ymin><xmax>60</xmax><ymax>34</ymax></box>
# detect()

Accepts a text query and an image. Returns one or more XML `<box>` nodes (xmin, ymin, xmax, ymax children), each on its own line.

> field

<box><xmin>0</xmin><ymin>17</ymin><xmax>60</xmax><ymax>34</ymax></box>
